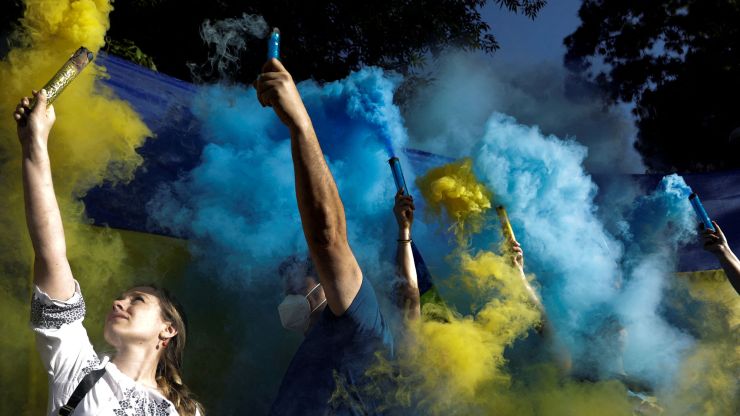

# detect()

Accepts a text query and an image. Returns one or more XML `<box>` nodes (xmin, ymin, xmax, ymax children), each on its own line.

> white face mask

<box><xmin>278</xmin><ymin>283</ymin><xmax>326</xmax><ymax>332</ymax></box>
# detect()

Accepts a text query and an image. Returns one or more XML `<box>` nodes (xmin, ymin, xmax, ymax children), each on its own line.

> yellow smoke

<box><xmin>415</xmin><ymin>158</ymin><xmax>491</xmax><ymax>244</ymax></box>
<box><xmin>379</xmin><ymin>160</ymin><xmax>653</xmax><ymax>415</ymax></box>
<box><xmin>662</xmin><ymin>270</ymin><xmax>740</xmax><ymax>415</ymax></box>
<box><xmin>388</xmin><ymin>160</ymin><xmax>538</xmax><ymax>413</ymax></box>
<box><xmin>409</xmin><ymin>251</ymin><xmax>542</xmax><ymax>408</ymax></box>
<box><xmin>0</xmin><ymin>1</ymin><xmax>151</xmax><ymax>413</ymax></box>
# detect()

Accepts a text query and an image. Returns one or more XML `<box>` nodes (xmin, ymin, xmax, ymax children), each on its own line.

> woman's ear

<box><xmin>160</xmin><ymin>322</ymin><xmax>178</xmax><ymax>340</ymax></box>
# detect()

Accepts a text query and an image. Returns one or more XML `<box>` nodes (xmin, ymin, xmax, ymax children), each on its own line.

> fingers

<box><xmin>254</xmin><ymin>73</ymin><xmax>291</xmax><ymax>107</ymax></box>
<box><xmin>395</xmin><ymin>192</ymin><xmax>413</xmax><ymax>202</ymax></box>
<box><xmin>252</xmin><ymin>79</ymin><xmax>265</xmax><ymax>107</ymax></box>
<box><xmin>512</xmin><ymin>246</ymin><xmax>524</xmax><ymax>263</ymax></box>
<box><xmin>394</xmin><ymin>192</ymin><xmax>414</xmax><ymax>211</ymax></box>
<box><xmin>262</xmin><ymin>58</ymin><xmax>286</xmax><ymax>74</ymax></box>
<box><xmin>259</xmin><ymin>88</ymin><xmax>280</xmax><ymax>108</ymax></box>
<box><xmin>31</xmin><ymin>89</ymin><xmax>47</xmax><ymax>115</ymax></box>
<box><xmin>700</xmin><ymin>222</ymin><xmax>725</xmax><ymax>244</ymax></box>
<box><xmin>712</xmin><ymin>221</ymin><xmax>724</xmax><ymax>237</ymax></box>
<box><xmin>397</xmin><ymin>199</ymin><xmax>415</xmax><ymax>211</ymax></box>
<box><xmin>14</xmin><ymin>97</ymin><xmax>31</xmax><ymax>123</ymax></box>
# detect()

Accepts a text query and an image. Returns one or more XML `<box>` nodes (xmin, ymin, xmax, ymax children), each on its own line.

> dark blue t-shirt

<box><xmin>270</xmin><ymin>276</ymin><xmax>394</xmax><ymax>416</ymax></box>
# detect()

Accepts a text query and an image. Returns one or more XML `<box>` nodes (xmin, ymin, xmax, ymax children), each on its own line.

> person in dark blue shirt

<box><xmin>269</xmin><ymin>193</ymin><xmax>422</xmax><ymax>415</ymax></box>
<box><xmin>255</xmin><ymin>58</ymin><xmax>402</xmax><ymax>415</ymax></box>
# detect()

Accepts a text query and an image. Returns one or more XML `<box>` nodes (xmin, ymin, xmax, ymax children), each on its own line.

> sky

<box><xmin>481</xmin><ymin>0</ymin><xmax>583</xmax><ymax>66</ymax></box>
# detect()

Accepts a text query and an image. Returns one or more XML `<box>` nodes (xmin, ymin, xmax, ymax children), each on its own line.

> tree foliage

<box><xmin>565</xmin><ymin>0</ymin><xmax>740</xmax><ymax>173</ymax></box>
<box><xmin>107</xmin><ymin>0</ymin><xmax>544</xmax><ymax>83</ymax></box>
<box><xmin>0</xmin><ymin>0</ymin><xmax>24</xmax><ymax>57</ymax></box>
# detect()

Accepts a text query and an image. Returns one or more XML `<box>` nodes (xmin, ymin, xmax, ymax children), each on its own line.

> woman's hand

<box><xmin>14</xmin><ymin>89</ymin><xmax>56</xmax><ymax>150</ymax></box>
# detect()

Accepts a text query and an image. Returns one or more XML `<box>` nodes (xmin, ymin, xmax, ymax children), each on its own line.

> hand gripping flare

<box><xmin>30</xmin><ymin>47</ymin><xmax>94</xmax><ymax>110</ymax></box>
<box><xmin>689</xmin><ymin>192</ymin><xmax>715</xmax><ymax>232</ymax></box>
<box><xmin>388</xmin><ymin>157</ymin><xmax>409</xmax><ymax>195</ymax></box>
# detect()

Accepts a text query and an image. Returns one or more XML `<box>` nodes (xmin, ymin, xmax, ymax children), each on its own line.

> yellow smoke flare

<box><xmin>416</xmin><ymin>158</ymin><xmax>492</xmax><ymax>243</ymax></box>
<box><xmin>0</xmin><ymin>1</ymin><xmax>151</xmax><ymax>412</ymax></box>
<box><xmin>401</xmin><ymin>250</ymin><xmax>541</xmax><ymax>410</ymax></box>
<box><xmin>375</xmin><ymin>159</ymin><xmax>647</xmax><ymax>415</ymax></box>
<box><xmin>373</xmin><ymin>159</ymin><xmax>535</xmax><ymax>412</ymax></box>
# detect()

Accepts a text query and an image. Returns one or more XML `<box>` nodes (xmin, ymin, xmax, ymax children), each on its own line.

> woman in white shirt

<box><xmin>15</xmin><ymin>90</ymin><xmax>204</xmax><ymax>415</ymax></box>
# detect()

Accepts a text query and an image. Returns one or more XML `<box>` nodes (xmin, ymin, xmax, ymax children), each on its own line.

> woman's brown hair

<box><xmin>145</xmin><ymin>285</ymin><xmax>205</xmax><ymax>416</ymax></box>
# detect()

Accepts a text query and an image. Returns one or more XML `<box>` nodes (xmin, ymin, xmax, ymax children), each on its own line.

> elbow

<box><xmin>305</xmin><ymin>202</ymin><xmax>346</xmax><ymax>249</ymax></box>
<box><xmin>308</xmin><ymin>223</ymin><xmax>345</xmax><ymax>251</ymax></box>
<box><xmin>395</xmin><ymin>282</ymin><xmax>420</xmax><ymax>311</ymax></box>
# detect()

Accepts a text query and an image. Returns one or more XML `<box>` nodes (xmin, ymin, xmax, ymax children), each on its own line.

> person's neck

<box><xmin>112</xmin><ymin>343</ymin><xmax>160</xmax><ymax>389</ymax></box>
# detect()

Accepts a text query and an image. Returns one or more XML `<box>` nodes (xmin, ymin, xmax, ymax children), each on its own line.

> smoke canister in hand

<box><xmin>389</xmin><ymin>157</ymin><xmax>409</xmax><ymax>195</ymax></box>
<box><xmin>689</xmin><ymin>192</ymin><xmax>715</xmax><ymax>232</ymax></box>
<box><xmin>267</xmin><ymin>28</ymin><xmax>280</xmax><ymax>60</ymax></box>
<box><xmin>30</xmin><ymin>47</ymin><xmax>94</xmax><ymax>110</ymax></box>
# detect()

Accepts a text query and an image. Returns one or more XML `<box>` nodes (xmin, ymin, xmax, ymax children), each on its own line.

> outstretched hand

<box><xmin>511</xmin><ymin>239</ymin><xmax>524</xmax><ymax>271</ymax></box>
<box><xmin>701</xmin><ymin>221</ymin><xmax>729</xmax><ymax>255</ymax></box>
<box><xmin>254</xmin><ymin>59</ymin><xmax>311</xmax><ymax>132</ymax></box>
<box><xmin>393</xmin><ymin>191</ymin><xmax>415</xmax><ymax>232</ymax></box>
<box><xmin>14</xmin><ymin>89</ymin><xmax>56</xmax><ymax>148</ymax></box>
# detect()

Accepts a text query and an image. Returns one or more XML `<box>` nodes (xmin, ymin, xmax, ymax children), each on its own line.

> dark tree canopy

<box><xmin>565</xmin><ymin>0</ymin><xmax>740</xmax><ymax>173</ymax></box>
<box><xmin>0</xmin><ymin>0</ymin><xmax>24</xmax><ymax>57</ymax></box>
<box><xmin>106</xmin><ymin>0</ymin><xmax>545</xmax><ymax>83</ymax></box>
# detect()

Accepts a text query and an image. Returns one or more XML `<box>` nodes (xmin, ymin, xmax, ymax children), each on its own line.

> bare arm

<box><xmin>14</xmin><ymin>90</ymin><xmax>75</xmax><ymax>300</ymax></box>
<box><xmin>510</xmin><ymin>241</ymin><xmax>543</xmax><ymax>311</ymax></box>
<box><xmin>255</xmin><ymin>59</ymin><xmax>361</xmax><ymax>315</ymax></box>
<box><xmin>703</xmin><ymin>221</ymin><xmax>740</xmax><ymax>295</ymax></box>
<box><xmin>393</xmin><ymin>192</ymin><xmax>420</xmax><ymax>320</ymax></box>
<box><xmin>510</xmin><ymin>240</ymin><xmax>571</xmax><ymax>370</ymax></box>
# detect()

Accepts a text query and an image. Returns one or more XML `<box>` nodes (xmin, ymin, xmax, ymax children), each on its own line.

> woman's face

<box><xmin>104</xmin><ymin>286</ymin><xmax>171</xmax><ymax>349</ymax></box>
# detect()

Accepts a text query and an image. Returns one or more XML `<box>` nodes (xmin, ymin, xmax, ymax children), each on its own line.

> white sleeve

<box><xmin>30</xmin><ymin>280</ymin><xmax>101</xmax><ymax>384</ymax></box>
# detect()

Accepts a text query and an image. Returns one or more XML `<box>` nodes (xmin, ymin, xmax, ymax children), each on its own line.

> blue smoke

<box><xmin>145</xmin><ymin>68</ymin><xmax>449</xmax><ymax>413</ymax></box>
<box><xmin>472</xmin><ymin>113</ymin><xmax>697</xmax><ymax>387</ymax></box>
<box><xmin>148</xmin><ymin>68</ymin><xmax>416</xmax><ymax>281</ymax></box>
<box><xmin>615</xmin><ymin>174</ymin><xmax>697</xmax><ymax>386</ymax></box>
<box><xmin>146</xmin><ymin>59</ymin><xmax>704</xmax><ymax>411</ymax></box>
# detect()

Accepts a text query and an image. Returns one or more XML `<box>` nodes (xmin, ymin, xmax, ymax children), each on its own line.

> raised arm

<box><xmin>510</xmin><ymin>239</ymin><xmax>572</xmax><ymax>370</ymax></box>
<box><xmin>14</xmin><ymin>90</ymin><xmax>75</xmax><ymax>300</ymax></box>
<box><xmin>255</xmin><ymin>59</ymin><xmax>361</xmax><ymax>315</ymax></box>
<box><xmin>702</xmin><ymin>221</ymin><xmax>740</xmax><ymax>294</ymax></box>
<box><xmin>509</xmin><ymin>240</ymin><xmax>543</xmax><ymax>311</ymax></box>
<box><xmin>393</xmin><ymin>192</ymin><xmax>420</xmax><ymax>320</ymax></box>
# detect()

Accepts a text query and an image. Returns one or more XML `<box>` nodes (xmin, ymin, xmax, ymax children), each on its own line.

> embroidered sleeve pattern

<box><xmin>30</xmin><ymin>290</ymin><xmax>86</xmax><ymax>329</ymax></box>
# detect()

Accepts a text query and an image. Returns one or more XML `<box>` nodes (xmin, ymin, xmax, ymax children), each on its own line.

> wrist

<box><xmin>288</xmin><ymin>113</ymin><xmax>313</xmax><ymax>136</ymax></box>
<box><xmin>22</xmin><ymin>139</ymin><xmax>50</xmax><ymax>160</ymax></box>
<box><xmin>715</xmin><ymin>245</ymin><xmax>736</xmax><ymax>260</ymax></box>
<box><xmin>398</xmin><ymin>228</ymin><xmax>411</xmax><ymax>240</ymax></box>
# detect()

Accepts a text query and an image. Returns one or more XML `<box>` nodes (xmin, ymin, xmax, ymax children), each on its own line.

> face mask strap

<box><xmin>306</xmin><ymin>282</ymin><xmax>326</xmax><ymax>314</ymax></box>
<box><xmin>310</xmin><ymin>298</ymin><xmax>327</xmax><ymax>314</ymax></box>
<box><xmin>306</xmin><ymin>282</ymin><xmax>322</xmax><ymax>297</ymax></box>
